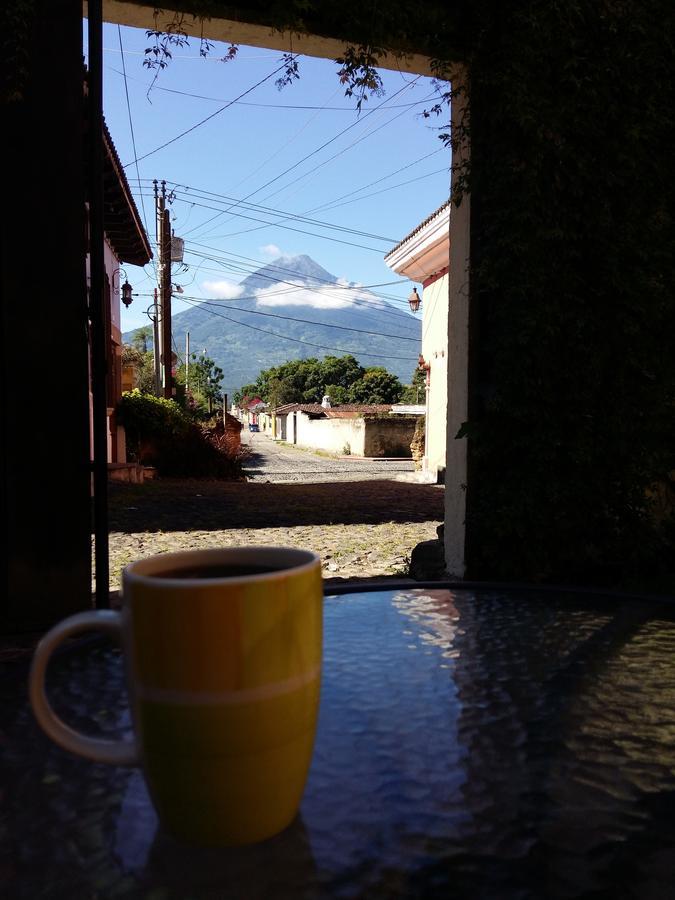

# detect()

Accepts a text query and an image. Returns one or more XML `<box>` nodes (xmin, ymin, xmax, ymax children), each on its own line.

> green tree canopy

<box><xmin>233</xmin><ymin>383</ymin><xmax>260</xmax><ymax>407</ymax></box>
<box><xmin>120</xmin><ymin>326</ymin><xmax>158</xmax><ymax>395</ymax></box>
<box><xmin>348</xmin><ymin>367</ymin><xmax>404</xmax><ymax>404</ymax></box>
<box><xmin>401</xmin><ymin>366</ymin><xmax>427</xmax><ymax>404</ymax></box>
<box><xmin>175</xmin><ymin>351</ymin><xmax>224</xmax><ymax>417</ymax></box>
<box><xmin>233</xmin><ymin>355</ymin><xmax>406</xmax><ymax>407</ymax></box>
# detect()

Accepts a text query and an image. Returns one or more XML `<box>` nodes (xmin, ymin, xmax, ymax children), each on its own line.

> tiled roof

<box><xmin>271</xmin><ymin>402</ymin><xmax>303</xmax><ymax>413</ymax></box>
<box><xmin>384</xmin><ymin>199</ymin><xmax>451</xmax><ymax>261</ymax></box>
<box><xmin>272</xmin><ymin>403</ymin><xmax>393</xmax><ymax>417</ymax></box>
<box><xmin>101</xmin><ymin>117</ymin><xmax>153</xmax><ymax>266</ymax></box>
<box><xmin>325</xmin><ymin>405</ymin><xmax>393</xmax><ymax>417</ymax></box>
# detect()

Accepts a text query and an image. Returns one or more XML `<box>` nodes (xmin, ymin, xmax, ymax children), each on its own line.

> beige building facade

<box><xmin>385</xmin><ymin>201</ymin><xmax>450</xmax><ymax>482</ymax></box>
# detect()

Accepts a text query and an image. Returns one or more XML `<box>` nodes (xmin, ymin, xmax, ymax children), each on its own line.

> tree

<box><xmin>323</xmin><ymin>384</ymin><xmax>350</xmax><ymax>404</ymax></box>
<box><xmin>130</xmin><ymin>325</ymin><xmax>153</xmax><ymax>354</ymax></box>
<box><xmin>233</xmin><ymin>355</ymin><xmax>406</xmax><ymax>408</ymax></box>
<box><xmin>175</xmin><ymin>351</ymin><xmax>224</xmax><ymax>417</ymax></box>
<box><xmin>122</xmin><ymin>342</ymin><xmax>156</xmax><ymax>394</ymax></box>
<box><xmin>348</xmin><ymin>368</ymin><xmax>404</xmax><ymax>404</ymax></box>
<box><xmin>233</xmin><ymin>383</ymin><xmax>258</xmax><ymax>407</ymax></box>
<box><xmin>401</xmin><ymin>367</ymin><xmax>427</xmax><ymax>404</ymax></box>
<box><xmin>234</xmin><ymin>355</ymin><xmax>372</xmax><ymax>407</ymax></box>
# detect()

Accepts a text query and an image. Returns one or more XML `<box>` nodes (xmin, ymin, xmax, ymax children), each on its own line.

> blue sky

<box><xmin>85</xmin><ymin>21</ymin><xmax>451</xmax><ymax>337</ymax></box>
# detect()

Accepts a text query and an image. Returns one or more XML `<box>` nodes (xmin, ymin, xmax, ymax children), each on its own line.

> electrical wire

<box><xmin>131</xmin><ymin>192</ymin><xmax>390</xmax><ymax>252</ymax></box>
<box><xmin>143</xmin><ymin>184</ymin><xmax>397</xmax><ymax>242</ymax></box>
<box><xmin>181</xmin><ymin>78</ymin><xmax>421</xmax><ymax>239</ymax></box>
<box><xmin>180</xmin><ymin>242</ymin><xmax>413</xmax><ymax>304</ymax></box>
<box><xmin>108</xmin><ymin>66</ymin><xmax>435</xmax><ymax>111</ymax></box>
<box><xmin>175</xmin><ymin>295</ymin><xmax>418</xmax><ymax>361</ymax></box>
<box><xmin>123</xmin><ymin>56</ymin><xmax>296</xmax><ymax>168</ymax></box>
<box><xmin>308</xmin><ymin>167</ymin><xmax>450</xmax><ymax>212</ymax></box>
<box><xmin>179</xmin><ymin>243</ymin><xmax>416</xmax><ymax>312</ymax></box>
<box><xmin>194</xmin><ymin>84</ymin><xmax>441</xmax><ymax>243</ymax></box>
<box><xmin>305</xmin><ymin>148</ymin><xmax>446</xmax><ymax>214</ymax></box>
<box><xmin>172</xmin><ymin>293</ymin><xmax>419</xmax><ymax>341</ymax></box>
<box><xmin>171</xmin><ymin>260</ymin><xmax>417</xmax><ymax>324</ymax></box>
<box><xmin>117</xmin><ymin>26</ymin><xmax>153</xmax><ymax>254</ymax></box>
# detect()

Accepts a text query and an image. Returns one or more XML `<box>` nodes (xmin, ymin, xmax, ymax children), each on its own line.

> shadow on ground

<box><xmin>108</xmin><ymin>478</ymin><xmax>444</xmax><ymax>532</ymax></box>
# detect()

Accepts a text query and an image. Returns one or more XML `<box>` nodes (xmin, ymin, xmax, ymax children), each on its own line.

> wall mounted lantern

<box><xmin>408</xmin><ymin>288</ymin><xmax>422</xmax><ymax>312</ymax></box>
<box><xmin>408</xmin><ymin>287</ymin><xmax>421</xmax><ymax>313</ymax></box>
<box><xmin>121</xmin><ymin>280</ymin><xmax>133</xmax><ymax>307</ymax></box>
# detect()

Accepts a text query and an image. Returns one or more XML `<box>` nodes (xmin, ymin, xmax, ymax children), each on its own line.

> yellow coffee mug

<box><xmin>29</xmin><ymin>546</ymin><xmax>323</xmax><ymax>846</ymax></box>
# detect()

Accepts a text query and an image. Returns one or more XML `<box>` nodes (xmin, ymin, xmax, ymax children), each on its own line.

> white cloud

<box><xmin>260</xmin><ymin>244</ymin><xmax>283</xmax><ymax>259</ymax></box>
<box><xmin>255</xmin><ymin>281</ymin><xmax>386</xmax><ymax>311</ymax></box>
<box><xmin>201</xmin><ymin>279</ymin><xmax>244</xmax><ymax>299</ymax></box>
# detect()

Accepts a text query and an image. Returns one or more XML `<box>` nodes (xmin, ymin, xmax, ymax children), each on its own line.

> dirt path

<box><xmin>105</xmin><ymin>476</ymin><xmax>444</xmax><ymax>591</ymax></box>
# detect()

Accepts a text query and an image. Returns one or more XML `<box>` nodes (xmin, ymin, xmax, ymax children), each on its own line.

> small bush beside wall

<box><xmin>117</xmin><ymin>391</ymin><xmax>243</xmax><ymax>479</ymax></box>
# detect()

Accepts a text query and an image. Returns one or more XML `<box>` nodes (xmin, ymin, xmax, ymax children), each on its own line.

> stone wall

<box><xmin>363</xmin><ymin>416</ymin><xmax>417</xmax><ymax>458</ymax></box>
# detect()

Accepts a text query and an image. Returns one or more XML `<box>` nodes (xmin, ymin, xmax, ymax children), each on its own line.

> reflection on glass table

<box><xmin>2</xmin><ymin>585</ymin><xmax>675</xmax><ymax>899</ymax></box>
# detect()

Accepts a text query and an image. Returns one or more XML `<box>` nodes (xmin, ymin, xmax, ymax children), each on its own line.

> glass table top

<box><xmin>2</xmin><ymin>586</ymin><xmax>675</xmax><ymax>899</ymax></box>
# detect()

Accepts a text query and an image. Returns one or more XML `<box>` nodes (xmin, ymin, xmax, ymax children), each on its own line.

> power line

<box><xmin>176</xmin><ymin>295</ymin><xmax>418</xmax><ymax>361</ymax></box>
<box><xmin>180</xmin><ymin>243</ymin><xmax>415</xmax><ymax>311</ymax></box>
<box><xmin>195</xmin><ymin>84</ymin><xmax>441</xmax><ymax>243</ymax></box>
<box><xmin>305</xmin><ymin>148</ymin><xmax>445</xmax><ymax>214</ymax></box>
<box><xmin>148</xmin><ymin>183</ymin><xmax>398</xmax><ymax>242</ymax></box>
<box><xmin>181</xmin><ymin>241</ymin><xmax>414</xmax><ymax>304</ymax></box>
<box><xmin>138</xmin><ymin>260</ymin><xmax>416</xmax><ymax>322</ymax></box>
<box><xmin>123</xmin><ymin>57</ymin><xmax>295</xmax><ymax>168</ymax></box>
<box><xmin>174</xmin><ymin>293</ymin><xmax>419</xmax><ymax>341</ymax></box>
<box><xmin>117</xmin><ymin>27</ymin><xmax>151</xmax><ymax>244</ymax></box>
<box><xmin>249</xmin><ymin>85</ymin><xmax>434</xmax><ymax>210</ymax></box>
<box><xmin>132</xmin><ymin>193</ymin><xmax>390</xmax><ymax>252</ymax></box>
<box><xmin>181</xmin><ymin>78</ymin><xmax>420</xmax><ymax>239</ymax></box>
<box><xmin>310</xmin><ymin>167</ymin><xmax>450</xmax><ymax>212</ymax></box>
<box><xmin>108</xmin><ymin>66</ymin><xmax>435</xmax><ymax>111</ymax></box>
<box><xmin>170</xmin><ymin>257</ymin><xmax>417</xmax><ymax>322</ymax></box>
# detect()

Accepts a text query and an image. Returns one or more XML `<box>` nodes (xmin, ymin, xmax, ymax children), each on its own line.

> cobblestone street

<box><xmin>105</xmin><ymin>433</ymin><xmax>443</xmax><ymax>592</ymax></box>
<box><xmin>242</xmin><ymin>429</ymin><xmax>416</xmax><ymax>482</ymax></box>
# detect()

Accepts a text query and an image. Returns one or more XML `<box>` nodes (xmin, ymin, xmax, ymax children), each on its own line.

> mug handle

<box><xmin>29</xmin><ymin>610</ymin><xmax>141</xmax><ymax>766</ymax></box>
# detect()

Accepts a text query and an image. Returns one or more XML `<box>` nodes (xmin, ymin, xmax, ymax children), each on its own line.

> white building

<box><xmin>384</xmin><ymin>201</ymin><xmax>450</xmax><ymax>483</ymax></box>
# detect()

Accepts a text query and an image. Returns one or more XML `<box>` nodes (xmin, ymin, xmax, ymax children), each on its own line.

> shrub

<box><xmin>117</xmin><ymin>391</ymin><xmax>243</xmax><ymax>479</ymax></box>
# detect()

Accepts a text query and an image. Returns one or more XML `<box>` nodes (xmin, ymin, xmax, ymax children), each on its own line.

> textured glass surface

<box><xmin>2</xmin><ymin>588</ymin><xmax>675</xmax><ymax>898</ymax></box>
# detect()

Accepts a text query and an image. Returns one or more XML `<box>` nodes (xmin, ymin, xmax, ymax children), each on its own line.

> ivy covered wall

<box><xmin>464</xmin><ymin>1</ymin><xmax>675</xmax><ymax>585</ymax></box>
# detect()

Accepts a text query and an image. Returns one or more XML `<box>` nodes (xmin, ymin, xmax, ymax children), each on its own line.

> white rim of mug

<box><xmin>122</xmin><ymin>545</ymin><xmax>322</xmax><ymax>587</ymax></box>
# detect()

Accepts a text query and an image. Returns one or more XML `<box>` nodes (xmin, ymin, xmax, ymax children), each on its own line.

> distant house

<box><xmin>236</xmin><ymin>396</ymin><xmax>266</xmax><ymax>428</ymax></box>
<box><xmin>95</xmin><ymin>113</ymin><xmax>152</xmax><ymax>468</ymax></box>
<box><xmin>247</xmin><ymin>397</ymin><xmax>266</xmax><ymax>425</ymax></box>
<box><xmin>384</xmin><ymin>200</ymin><xmax>450</xmax><ymax>482</ymax></box>
<box><xmin>269</xmin><ymin>403</ymin><xmax>418</xmax><ymax>458</ymax></box>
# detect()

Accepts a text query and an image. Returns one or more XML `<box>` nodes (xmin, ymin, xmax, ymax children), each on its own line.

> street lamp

<box><xmin>121</xmin><ymin>279</ymin><xmax>133</xmax><ymax>307</ymax></box>
<box><xmin>408</xmin><ymin>287</ymin><xmax>421</xmax><ymax>313</ymax></box>
<box><xmin>112</xmin><ymin>267</ymin><xmax>134</xmax><ymax>307</ymax></box>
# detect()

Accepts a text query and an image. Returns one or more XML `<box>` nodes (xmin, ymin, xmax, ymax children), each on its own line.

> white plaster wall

<box><xmin>422</xmin><ymin>272</ymin><xmax>449</xmax><ymax>476</ymax></box>
<box><xmin>295</xmin><ymin>414</ymin><xmax>366</xmax><ymax>455</ymax></box>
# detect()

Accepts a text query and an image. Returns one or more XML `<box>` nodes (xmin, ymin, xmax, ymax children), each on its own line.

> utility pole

<box><xmin>185</xmin><ymin>331</ymin><xmax>190</xmax><ymax>393</ymax></box>
<box><xmin>154</xmin><ymin>179</ymin><xmax>173</xmax><ymax>399</ymax></box>
<box><xmin>151</xmin><ymin>289</ymin><xmax>162</xmax><ymax>396</ymax></box>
